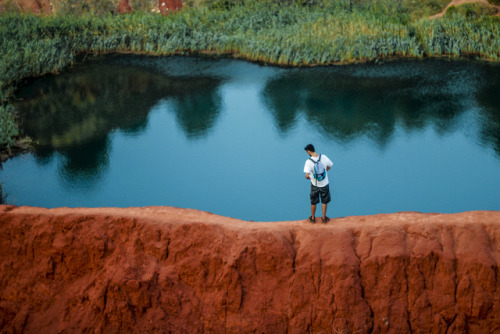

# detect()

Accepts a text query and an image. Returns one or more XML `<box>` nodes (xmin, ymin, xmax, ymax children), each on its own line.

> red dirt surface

<box><xmin>118</xmin><ymin>0</ymin><xmax>131</xmax><ymax>13</ymax></box>
<box><xmin>159</xmin><ymin>0</ymin><xmax>182</xmax><ymax>15</ymax></box>
<box><xmin>1</xmin><ymin>205</ymin><xmax>500</xmax><ymax>333</ymax></box>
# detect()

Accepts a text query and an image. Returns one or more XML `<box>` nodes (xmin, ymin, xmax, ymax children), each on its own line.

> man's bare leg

<box><xmin>322</xmin><ymin>203</ymin><xmax>328</xmax><ymax>219</ymax></box>
<box><xmin>311</xmin><ymin>204</ymin><xmax>316</xmax><ymax>220</ymax></box>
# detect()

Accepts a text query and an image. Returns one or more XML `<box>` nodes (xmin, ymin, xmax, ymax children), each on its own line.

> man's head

<box><xmin>304</xmin><ymin>144</ymin><xmax>315</xmax><ymax>155</ymax></box>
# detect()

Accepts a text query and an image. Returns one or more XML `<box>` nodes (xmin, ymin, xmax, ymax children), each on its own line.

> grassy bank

<box><xmin>1</xmin><ymin>0</ymin><xmax>499</xmax><ymax>148</ymax></box>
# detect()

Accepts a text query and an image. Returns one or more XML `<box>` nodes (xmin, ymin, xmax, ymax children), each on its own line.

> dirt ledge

<box><xmin>1</xmin><ymin>205</ymin><xmax>500</xmax><ymax>333</ymax></box>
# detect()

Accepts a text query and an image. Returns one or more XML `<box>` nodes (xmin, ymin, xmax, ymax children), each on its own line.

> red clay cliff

<box><xmin>1</xmin><ymin>205</ymin><xmax>500</xmax><ymax>333</ymax></box>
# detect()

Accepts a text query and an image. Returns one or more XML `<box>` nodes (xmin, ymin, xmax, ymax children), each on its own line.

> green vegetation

<box><xmin>0</xmin><ymin>0</ymin><xmax>499</xmax><ymax>148</ymax></box>
<box><xmin>445</xmin><ymin>3</ymin><xmax>497</xmax><ymax>18</ymax></box>
<box><xmin>0</xmin><ymin>104</ymin><xmax>18</xmax><ymax>149</ymax></box>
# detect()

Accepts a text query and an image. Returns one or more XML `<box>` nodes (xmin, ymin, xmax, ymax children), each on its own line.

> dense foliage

<box><xmin>0</xmin><ymin>104</ymin><xmax>18</xmax><ymax>148</ymax></box>
<box><xmin>0</xmin><ymin>0</ymin><xmax>499</xmax><ymax>147</ymax></box>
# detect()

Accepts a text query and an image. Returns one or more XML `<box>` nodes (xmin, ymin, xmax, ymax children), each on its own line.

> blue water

<box><xmin>1</xmin><ymin>55</ymin><xmax>499</xmax><ymax>221</ymax></box>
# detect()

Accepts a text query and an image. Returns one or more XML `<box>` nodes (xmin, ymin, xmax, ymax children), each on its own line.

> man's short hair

<box><xmin>304</xmin><ymin>144</ymin><xmax>315</xmax><ymax>152</ymax></box>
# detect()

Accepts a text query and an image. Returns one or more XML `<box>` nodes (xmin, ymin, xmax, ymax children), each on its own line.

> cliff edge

<box><xmin>1</xmin><ymin>206</ymin><xmax>500</xmax><ymax>333</ymax></box>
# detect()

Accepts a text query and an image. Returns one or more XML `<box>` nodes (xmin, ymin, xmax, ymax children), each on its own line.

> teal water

<box><xmin>1</xmin><ymin>55</ymin><xmax>499</xmax><ymax>221</ymax></box>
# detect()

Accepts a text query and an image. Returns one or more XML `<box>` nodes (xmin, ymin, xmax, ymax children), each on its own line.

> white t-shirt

<box><xmin>304</xmin><ymin>154</ymin><xmax>333</xmax><ymax>187</ymax></box>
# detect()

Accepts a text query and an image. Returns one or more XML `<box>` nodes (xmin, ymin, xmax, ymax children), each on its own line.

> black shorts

<box><xmin>310</xmin><ymin>184</ymin><xmax>331</xmax><ymax>205</ymax></box>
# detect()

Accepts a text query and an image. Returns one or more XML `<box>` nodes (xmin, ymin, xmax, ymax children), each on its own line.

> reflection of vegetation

<box><xmin>262</xmin><ymin>60</ymin><xmax>500</xmax><ymax>152</ymax></box>
<box><xmin>263</xmin><ymin>70</ymin><xmax>399</xmax><ymax>145</ymax></box>
<box><xmin>16</xmin><ymin>57</ymin><xmax>223</xmax><ymax>147</ymax></box>
<box><xmin>476</xmin><ymin>67</ymin><xmax>500</xmax><ymax>157</ymax></box>
<box><xmin>17</xmin><ymin>64</ymin><xmax>158</xmax><ymax>148</ymax></box>
<box><xmin>14</xmin><ymin>56</ymin><xmax>223</xmax><ymax>181</ymax></box>
<box><xmin>481</xmin><ymin>110</ymin><xmax>500</xmax><ymax>157</ymax></box>
<box><xmin>0</xmin><ymin>183</ymin><xmax>6</xmax><ymax>204</ymax></box>
<box><xmin>172</xmin><ymin>87</ymin><xmax>222</xmax><ymax>139</ymax></box>
<box><xmin>32</xmin><ymin>137</ymin><xmax>111</xmax><ymax>188</ymax></box>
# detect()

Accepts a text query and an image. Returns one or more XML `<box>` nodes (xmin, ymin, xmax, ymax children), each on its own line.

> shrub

<box><xmin>445</xmin><ymin>3</ymin><xmax>497</xmax><ymax>18</ymax></box>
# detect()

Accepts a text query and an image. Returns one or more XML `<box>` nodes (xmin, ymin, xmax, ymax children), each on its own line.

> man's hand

<box><xmin>305</xmin><ymin>173</ymin><xmax>310</xmax><ymax>179</ymax></box>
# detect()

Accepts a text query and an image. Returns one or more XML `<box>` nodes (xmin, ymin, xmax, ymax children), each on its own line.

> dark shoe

<box><xmin>322</xmin><ymin>217</ymin><xmax>330</xmax><ymax>224</ymax></box>
<box><xmin>308</xmin><ymin>216</ymin><xmax>316</xmax><ymax>223</ymax></box>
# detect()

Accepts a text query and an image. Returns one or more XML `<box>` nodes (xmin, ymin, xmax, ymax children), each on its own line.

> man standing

<box><xmin>304</xmin><ymin>144</ymin><xmax>333</xmax><ymax>224</ymax></box>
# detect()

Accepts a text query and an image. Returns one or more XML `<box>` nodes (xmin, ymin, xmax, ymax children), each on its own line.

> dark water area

<box><xmin>2</xmin><ymin>55</ymin><xmax>500</xmax><ymax>221</ymax></box>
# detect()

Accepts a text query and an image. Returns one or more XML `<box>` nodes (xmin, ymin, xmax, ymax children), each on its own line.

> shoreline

<box><xmin>0</xmin><ymin>137</ymin><xmax>34</xmax><ymax>164</ymax></box>
<box><xmin>77</xmin><ymin>47</ymin><xmax>500</xmax><ymax>68</ymax></box>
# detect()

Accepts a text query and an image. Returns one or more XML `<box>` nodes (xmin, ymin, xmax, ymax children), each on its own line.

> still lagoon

<box><xmin>1</xmin><ymin>55</ymin><xmax>499</xmax><ymax>221</ymax></box>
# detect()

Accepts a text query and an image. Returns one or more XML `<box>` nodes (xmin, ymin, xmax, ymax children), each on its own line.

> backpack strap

<box><xmin>309</xmin><ymin>155</ymin><xmax>321</xmax><ymax>163</ymax></box>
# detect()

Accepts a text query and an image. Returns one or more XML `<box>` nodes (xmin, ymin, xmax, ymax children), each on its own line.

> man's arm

<box><xmin>304</xmin><ymin>161</ymin><xmax>312</xmax><ymax>180</ymax></box>
<box><xmin>325</xmin><ymin>156</ymin><xmax>333</xmax><ymax>172</ymax></box>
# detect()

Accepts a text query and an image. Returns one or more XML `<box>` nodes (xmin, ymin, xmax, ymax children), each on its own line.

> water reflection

<box><xmin>15</xmin><ymin>58</ymin><xmax>223</xmax><ymax>183</ymax></box>
<box><xmin>481</xmin><ymin>108</ymin><xmax>500</xmax><ymax>157</ymax></box>
<box><xmin>0</xmin><ymin>183</ymin><xmax>5</xmax><ymax>204</ymax></box>
<box><xmin>476</xmin><ymin>68</ymin><xmax>500</xmax><ymax>156</ymax></box>
<box><xmin>37</xmin><ymin>138</ymin><xmax>111</xmax><ymax>188</ymax></box>
<box><xmin>170</xmin><ymin>79</ymin><xmax>222</xmax><ymax>139</ymax></box>
<box><xmin>4</xmin><ymin>56</ymin><xmax>500</xmax><ymax>219</ymax></box>
<box><xmin>262</xmin><ymin>60</ymin><xmax>499</xmax><ymax>150</ymax></box>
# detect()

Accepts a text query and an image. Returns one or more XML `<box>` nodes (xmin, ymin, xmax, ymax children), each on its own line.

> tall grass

<box><xmin>0</xmin><ymin>0</ymin><xmax>499</xmax><ymax>147</ymax></box>
<box><xmin>0</xmin><ymin>104</ymin><xmax>18</xmax><ymax>149</ymax></box>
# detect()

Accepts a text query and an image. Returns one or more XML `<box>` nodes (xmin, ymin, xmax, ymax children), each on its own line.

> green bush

<box><xmin>401</xmin><ymin>0</ymin><xmax>450</xmax><ymax>18</ymax></box>
<box><xmin>445</xmin><ymin>3</ymin><xmax>497</xmax><ymax>18</ymax></box>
